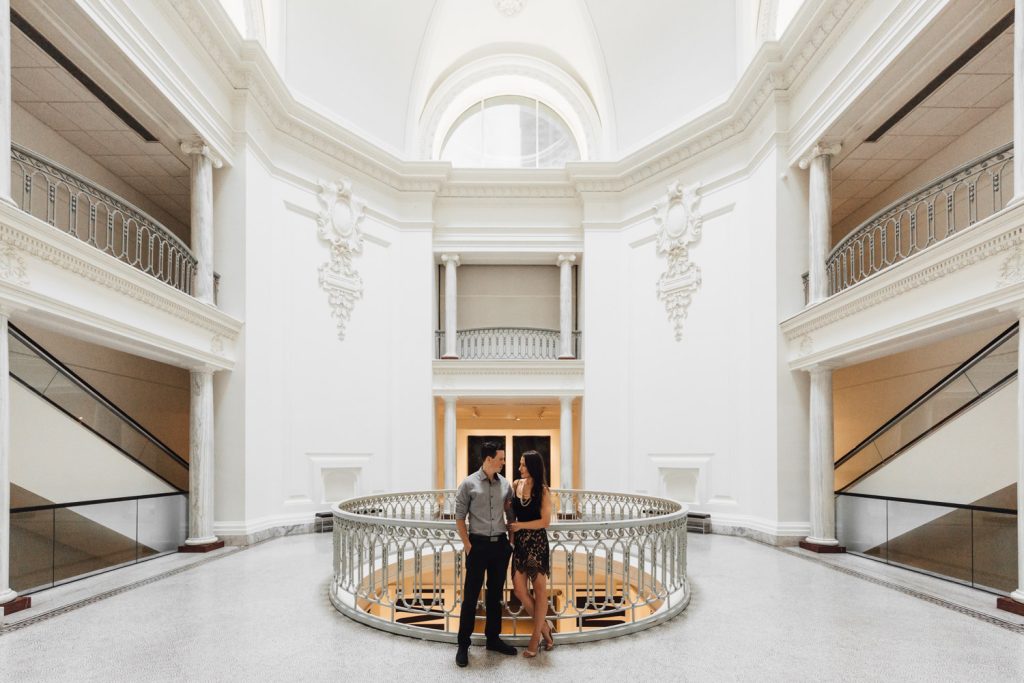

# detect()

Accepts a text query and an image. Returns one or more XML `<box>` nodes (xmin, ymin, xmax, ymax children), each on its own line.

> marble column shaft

<box><xmin>559</xmin><ymin>396</ymin><xmax>573</xmax><ymax>489</ymax></box>
<box><xmin>807</xmin><ymin>153</ymin><xmax>834</xmax><ymax>304</ymax></box>
<box><xmin>1013</xmin><ymin>319</ymin><xmax>1024</xmax><ymax>603</ymax></box>
<box><xmin>1015</xmin><ymin>0</ymin><xmax>1024</xmax><ymax>204</ymax></box>
<box><xmin>0</xmin><ymin>312</ymin><xmax>17</xmax><ymax>604</ymax></box>
<box><xmin>0</xmin><ymin>0</ymin><xmax>12</xmax><ymax>204</ymax></box>
<box><xmin>182</xmin><ymin>141</ymin><xmax>221</xmax><ymax>305</ymax></box>
<box><xmin>807</xmin><ymin>366</ymin><xmax>838</xmax><ymax>546</ymax></box>
<box><xmin>558</xmin><ymin>254</ymin><xmax>576</xmax><ymax>359</ymax></box>
<box><xmin>186</xmin><ymin>369</ymin><xmax>218</xmax><ymax>545</ymax></box>
<box><xmin>441</xmin><ymin>254</ymin><xmax>459</xmax><ymax>359</ymax></box>
<box><xmin>443</xmin><ymin>397</ymin><xmax>457</xmax><ymax>490</ymax></box>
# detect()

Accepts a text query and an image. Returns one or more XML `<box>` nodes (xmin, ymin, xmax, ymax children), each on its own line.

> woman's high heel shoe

<box><xmin>522</xmin><ymin>648</ymin><xmax>538</xmax><ymax>658</ymax></box>
<box><xmin>543</xmin><ymin>620</ymin><xmax>555</xmax><ymax>651</ymax></box>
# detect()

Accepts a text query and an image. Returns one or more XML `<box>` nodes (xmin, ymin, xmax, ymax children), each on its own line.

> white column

<box><xmin>0</xmin><ymin>0</ymin><xmax>12</xmax><ymax>205</ymax></box>
<box><xmin>799</xmin><ymin>143</ymin><xmax>841</xmax><ymax>304</ymax></box>
<box><xmin>1014</xmin><ymin>0</ymin><xmax>1024</xmax><ymax>204</ymax></box>
<box><xmin>184</xmin><ymin>368</ymin><xmax>218</xmax><ymax>547</ymax></box>
<box><xmin>804</xmin><ymin>365</ymin><xmax>839</xmax><ymax>548</ymax></box>
<box><xmin>0</xmin><ymin>310</ymin><xmax>18</xmax><ymax>605</ymax></box>
<box><xmin>1011</xmin><ymin>316</ymin><xmax>1024</xmax><ymax>604</ymax></box>
<box><xmin>558</xmin><ymin>254</ymin><xmax>576</xmax><ymax>359</ymax></box>
<box><xmin>181</xmin><ymin>140</ymin><xmax>223</xmax><ymax>305</ymax></box>
<box><xmin>559</xmin><ymin>396</ymin><xmax>573</xmax><ymax>489</ymax></box>
<box><xmin>443</xmin><ymin>396</ymin><xmax>457</xmax><ymax>489</ymax></box>
<box><xmin>441</xmin><ymin>254</ymin><xmax>460</xmax><ymax>359</ymax></box>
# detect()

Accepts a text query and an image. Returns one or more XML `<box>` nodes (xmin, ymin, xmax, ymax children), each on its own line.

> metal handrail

<box><xmin>826</xmin><ymin>143</ymin><xmax>1013</xmax><ymax>295</ymax></box>
<box><xmin>834</xmin><ymin>322</ymin><xmax>1018</xmax><ymax>472</ymax></box>
<box><xmin>435</xmin><ymin>327</ymin><xmax>582</xmax><ymax>360</ymax></box>
<box><xmin>331</xmin><ymin>489</ymin><xmax>689</xmax><ymax>645</ymax></box>
<box><xmin>836</xmin><ymin>491</ymin><xmax>1016</xmax><ymax>515</ymax></box>
<box><xmin>10</xmin><ymin>144</ymin><xmax>197</xmax><ymax>294</ymax></box>
<box><xmin>11</xmin><ymin>491</ymin><xmax>184</xmax><ymax>514</ymax></box>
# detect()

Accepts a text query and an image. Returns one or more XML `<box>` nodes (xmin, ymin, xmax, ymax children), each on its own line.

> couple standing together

<box><xmin>454</xmin><ymin>442</ymin><xmax>554</xmax><ymax>668</ymax></box>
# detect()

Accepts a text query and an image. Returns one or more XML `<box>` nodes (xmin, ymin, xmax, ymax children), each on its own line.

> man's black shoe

<box><xmin>485</xmin><ymin>639</ymin><xmax>517</xmax><ymax>656</ymax></box>
<box><xmin>456</xmin><ymin>645</ymin><xmax>469</xmax><ymax>667</ymax></box>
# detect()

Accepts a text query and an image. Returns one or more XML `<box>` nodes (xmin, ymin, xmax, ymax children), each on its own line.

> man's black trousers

<box><xmin>457</xmin><ymin>535</ymin><xmax>511</xmax><ymax>646</ymax></box>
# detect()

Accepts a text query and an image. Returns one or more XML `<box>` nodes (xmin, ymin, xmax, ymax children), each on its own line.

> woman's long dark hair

<box><xmin>521</xmin><ymin>450</ymin><xmax>546</xmax><ymax>504</ymax></box>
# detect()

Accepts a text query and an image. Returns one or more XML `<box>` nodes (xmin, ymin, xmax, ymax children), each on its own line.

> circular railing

<box><xmin>330</xmin><ymin>489</ymin><xmax>689</xmax><ymax>644</ymax></box>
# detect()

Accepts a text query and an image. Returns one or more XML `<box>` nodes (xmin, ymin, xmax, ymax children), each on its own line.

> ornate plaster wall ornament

<box><xmin>315</xmin><ymin>179</ymin><xmax>366</xmax><ymax>341</ymax></box>
<box><xmin>655</xmin><ymin>181</ymin><xmax>703</xmax><ymax>341</ymax></box>
<box><xmin>997</xmin><ymin>242</ymin><xmax>1024</xmax><ymax>286</ymax></box>
<box><xmin>0</xmin><ymin>243</ymin><xmax>29</xmax><ymax>285</ymax></box>
<box><xmin>494</xmin><ymin>0</ymin><xmax>526</xmax><ymax>17</ymax></box>
<box><xmin>210</xmin><ymin>334</ymin><xmax>225</xmax><ymax>354</ymax></box>
<box><xmin>798</xmin><ymin>334</ymin><xmax>814</xmax><ymax>356</ymax></box>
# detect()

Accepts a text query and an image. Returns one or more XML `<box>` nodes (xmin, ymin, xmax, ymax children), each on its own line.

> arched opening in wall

<box><xmin>440</xmin><ymin>96</ymin><xmax>581</xmax><ymax>168</ymax></box>
<box><xmin>418</xmin><ymin>54</ymin><xmax>602</xmax><ymax>163</ymax></box>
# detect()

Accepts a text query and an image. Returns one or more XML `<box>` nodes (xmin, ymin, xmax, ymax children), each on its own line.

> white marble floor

<box><xmin>0</xmin><ymin>532</ymin><xmax>1021</xmax><ymax>682</ymax></box>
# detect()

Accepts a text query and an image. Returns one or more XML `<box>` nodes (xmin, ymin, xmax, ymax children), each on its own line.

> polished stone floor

<box><xmin>1</xmin><ymin>532</ymin><xmax>1022</xmax><ymax>682</ymax></box>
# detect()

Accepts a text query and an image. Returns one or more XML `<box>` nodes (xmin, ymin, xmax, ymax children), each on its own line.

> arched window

<box><xmin>440</xmin><ymin>96</ymin><xmax>581</xmax><ymax>169</ymax></box>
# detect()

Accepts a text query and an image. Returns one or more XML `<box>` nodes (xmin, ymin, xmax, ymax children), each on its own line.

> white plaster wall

<box><xmin>445</xmin><ymin>265</ymin><xmax>561</xmax><ymax>330</ymax></box>
<box><xmin>9</xmin><ymin>379</ymin><xmax>174</xmax><ymax>502</ymax></box>
<box><xmin>848</xmin><ymin>379</ymin><xmax>1017</xmax><ymax>504</ymax></box>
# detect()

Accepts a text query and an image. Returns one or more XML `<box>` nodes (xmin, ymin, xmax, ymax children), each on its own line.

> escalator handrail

<box><xmin>8</xmin><ymin>324</ymin><xmax>189</xmax><ymax>471</ymax></box>
<box><xmin>11</xmin><ymin>490</ymin><xmax>186</xmax><ymax>514</ymax></box>
<box><xmin>834</xmin><ymin>322</ymin><xmax>1019</xmax><ymax>470</ymax></box>
<box><xmin>836</xmin><ymin>491</ymin><xmax>1016</xmax><ymax>516</ymax></box>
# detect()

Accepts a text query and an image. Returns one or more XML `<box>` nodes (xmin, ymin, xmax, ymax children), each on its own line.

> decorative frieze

<box><xmin>997</xmin><ymin>243</ymin><xmax>1024</xmax><ymax>287</ymax></box>
<box><xmin>654</xmin><ymin>181</ymin><xmax>703</xmax><ymax>341</ymax></box>
<box><xmin>316</xmin><ymin>179</ymin><xmax>366</xmax><ymax>341</ymax></box>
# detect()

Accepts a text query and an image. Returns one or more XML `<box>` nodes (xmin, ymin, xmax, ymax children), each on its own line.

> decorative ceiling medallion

<box><xmin>0</xmin><ymin>243</ymin><xmax>29</xmax><ymax>286</ymax></box>
<box><xmin>494</xmin><ymin>0</ymin><xmax>526</xmax><ymax>17</ymax></box>
<box><xmin>315</xmin><ymin>179</ymin><xmax>366</xmax><ymax>341</ymax></box>
<box><xmin>655</xmin><ymin>181</ymin><xmax>703</xmax><ymax>341</ymax></box>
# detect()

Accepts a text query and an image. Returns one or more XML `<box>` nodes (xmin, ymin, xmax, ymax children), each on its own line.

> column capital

<box><xmin>440</xmin><ymin>253</ymin><xmax>460</xmax><ymax>267</ymax></box>
<box><xmin>180</xmin><ymin>138</ymin><xmax>224</xmax><ymax>169</ymax></box>
<box><xmin>557</xmin><ymin>253</ymin><xmax>577</xmax><ymax>266</ymax></box>
<box><xmin>806</xmin><ymin>362</ymin><xmax>839</xmax><ymax>375</ymax></box>
<box><xmin>798</xmin><ymin>141</ymin><xmax>842</xmax><ymax>170</ymax></box>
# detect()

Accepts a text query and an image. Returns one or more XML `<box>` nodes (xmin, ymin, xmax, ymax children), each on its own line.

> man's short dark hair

<box><xmin>480</xmin><ymin>441</ymin><xmax>502</xmax><ymax>461</ymax></box>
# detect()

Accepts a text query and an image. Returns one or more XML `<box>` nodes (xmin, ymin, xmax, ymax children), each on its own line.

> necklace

<box><xmin>518</xmin><ymin>478</ymin><xmax>532</xmax><ymax>505</ymax></box>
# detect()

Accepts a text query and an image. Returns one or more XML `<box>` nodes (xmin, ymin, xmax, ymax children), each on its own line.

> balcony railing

<box><xmin>435</xmin><ymin>327</ymin><xmax>581</xmax><ymax>360</ymax></box>
<box><xmin>826</xmin><ymin>144</ymin><xmax>1013</xmax><ymax>296</ymax></box>
<box><xmin>10</xmin><ymin>145</ymin><xmax>197</xmax><ymax>295</ymax></box>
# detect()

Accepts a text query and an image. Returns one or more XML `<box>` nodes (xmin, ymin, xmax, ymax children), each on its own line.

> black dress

<box><xmin>511</xmin><ymin>483</ymin><xmax>550</xmax><ymax>580</ymax></box>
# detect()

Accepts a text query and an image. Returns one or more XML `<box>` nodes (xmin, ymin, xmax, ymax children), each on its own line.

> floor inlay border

<box><xmin>778</xmin><ymin>545</ymin><xmax>1024</xmax><ymax>635</ymax></box>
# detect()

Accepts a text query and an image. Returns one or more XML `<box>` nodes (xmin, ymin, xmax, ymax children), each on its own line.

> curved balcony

<box><xmin>827</xmin><ymin>144</ymin><xmax>1013</xmax><ymax>296</ymax></box>
<box><xmin>10</xmin><ymin>145</ymin><xmax>197</xmax><ymax>295</ymax></box>
<box><xmin>330</xmin><ymin>489</ymin><xmax>689</xmax><ymax>644</ymax></box>
<box><xmin>435</xmin><ymin>327</ymin><xmax>581</xmax><ymax>360</ymax></box>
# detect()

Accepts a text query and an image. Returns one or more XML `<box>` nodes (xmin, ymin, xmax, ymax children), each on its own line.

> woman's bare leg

<box><xmin>529</xmin><ymin>574</ymin><xmax>548</xmax><ymax>653</ymax></box>
<box><xmin>513</xmin><ymin>570</ymin><xmax>553</xmax><ymax>645</ymax></box>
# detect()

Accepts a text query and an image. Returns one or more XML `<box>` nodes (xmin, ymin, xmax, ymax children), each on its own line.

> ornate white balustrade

<box><xmin>827</xmin><ymin>144</ymin><xmax>1014</xmax><ymax>296</ymax></box>
<box><xmin>435</xmin><ymin>327</ymin><xmax>581</xmax><ymax>360</ymax></box>
<box><xmin>10</xmin><ymin>145</ymin><xmax>197</xmax><ymax>295</ymax></box>
<box><xmin>330</xmin><ymin>489</ymin><xmax>689</xmax><ymax>644</ymax></box>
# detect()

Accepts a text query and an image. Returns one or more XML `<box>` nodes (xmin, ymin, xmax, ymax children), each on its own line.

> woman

<box><xmin>507</xmin><ymin>450</ymin><xmax>554</xmax><ymax>657</ymax></box>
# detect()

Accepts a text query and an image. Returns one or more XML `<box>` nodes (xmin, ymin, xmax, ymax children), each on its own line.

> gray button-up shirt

<box><xmin>455</xmin><ymin>469</ymin><xmax>512</xmax><ymax>536</ymax></box>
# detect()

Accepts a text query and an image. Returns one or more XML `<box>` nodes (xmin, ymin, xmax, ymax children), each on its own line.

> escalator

<box><xmin>7</xmin><ymin>325</ymin><xmax>188</xmax><ymax>593</ymax></box>
<box><xmin>835</xmin><ymin>324</ymin><xmax>1018</xmax><ymax>594</ymax></box>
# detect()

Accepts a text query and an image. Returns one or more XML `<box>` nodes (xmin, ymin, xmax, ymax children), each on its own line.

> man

<box><xmin>454</xmin><ymin>441</ymin><xmax>517</xmax><ymax>667</ymax></box>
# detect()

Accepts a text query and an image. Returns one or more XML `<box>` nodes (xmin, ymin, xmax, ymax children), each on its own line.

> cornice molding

<box><xmin>782</xmin><ymin>205</ymin><xmax>1024</xmax><ymax>343</ymax></box>
<box><xmin>0</xmin><ymin>204</ymin><xmax>242</xmax><ymax>340</ymax></box>
<box><xmin>159</xmin><ymin>0</ymin><xmax>860</xmax><ymax>195</ymax></box>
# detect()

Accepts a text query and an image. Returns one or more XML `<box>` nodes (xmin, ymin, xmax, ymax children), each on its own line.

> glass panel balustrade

<box><xmin>10</xmin><ymin>492</ymin><xmax>188</xmax><ymax>594</ymax></box>
<box><xmin>837</xmin><ymin>493</ymin><xmax>1017</xmax><ymax>594</ymax></box>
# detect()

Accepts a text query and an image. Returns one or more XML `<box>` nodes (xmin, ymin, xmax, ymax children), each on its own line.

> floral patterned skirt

<box><xmin>512</xmin><ymin>529</ymin><xmax>550</xmax><ymax>580</ymax></box>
